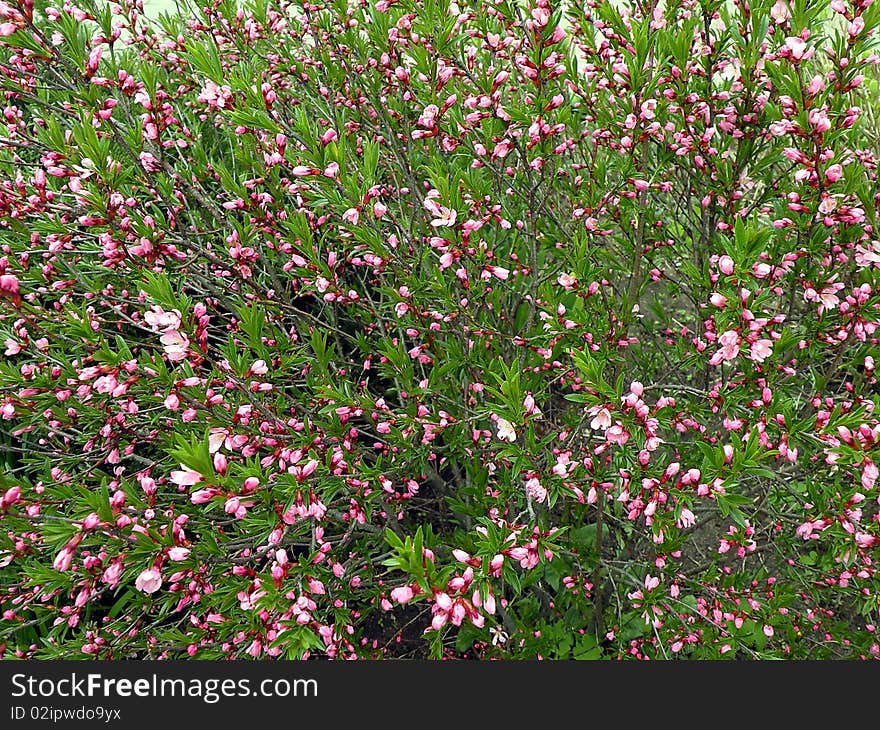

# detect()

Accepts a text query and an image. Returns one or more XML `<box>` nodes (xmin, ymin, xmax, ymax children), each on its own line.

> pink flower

<box><xmin>101</xmin><ymin>561</ymin><xmax>123</xmax><ymax>587</ymax></box>
<box><xmin>606</xmin><ymin>424</ymin><xmax>630</xmax><ymax>446</ymax></box>
<box><xmin>849</xmin><ymin>16</ymin><xmax>865</xmax><ymax>37</ymax></box>
<box><xmin>718</xmin><ymin>256</ymin><xmax>735</xmax><ymax>275</ymax></box>
<box><xmin>862</xmin><ymin>460</ymin><xmax>878</xmax><ymax>491</ymax></box>
<box><xmin>0</xmin><ymin>273</ymin><xmax>20</xmax><ymax>296</ymax></box>
<box><xmin>168</xmin><ymin>547</ymin><xmax>191</xmax><ymax>561</ymax></box>
<box><xmin>589</xmin><ymin>407</ymin><xmax>612</xmax><ymax>431</ymax></box>
<box><xmin>770</xmin><ymin>0</ymin><xmax>790</xmax><ymax>23</ymax></box>
<box><xmin>710</xmin><ymin>330</ymin><xmax>740</xmax><ymax>365</ymax></box>
<box><xmin>191</xmin><ymin>487</ymin><xmax>220</xmax><ymax>504</ymax></box>
<box><xmin>417</xmin><ymin>104</ymin><xmax>440</xmax><ymax>129</ymax></box>
<box><xmin>208</xmin><ymin>428</ymin><xmax>228</xmax><ymax>453</ymax></box>
<box><xmin>806</xmin><ymin>75</ymin><xmax>825</xmax><ymax>96</ymax></box>
<box><xmin>677</xmin><ymin>508</ymin><xmax>696</xmax><ymax>529</ymax></box>
<box><xmin>170</xmin><ymin>465</ymin><xmax>203</xmax><ymax>486</ymax></box>
<box><xmin>291</xmin><ymin>165</ymin><xmax>318</xmax><ymax>177</ymax></box>
<box><xmin>750</xmin><ymin>339</ymin><xmax>773</xmax><ymax>363</ymax></box>
<box><xmin>0</xmin><ymin>485</ymin><xmax>21</xmax><ymax>509</ymax></box>
<box><xmin>784</xmin><ymin>36</ymin><xmax>810</xmax><ymax>61</ymax></box>
<box><xmin>429</xmin><ymin>206</ymin><xmax>457</xmax><ymax>228</ymax></box>
<box><xmin>135</xmin><ymin>567</ymin><xmax>162</xmax><ymax>594</ymax></box>
<box><xmin>160</xmin><ymin>330</ymin><xmax>189</xmax><ymax>361</ymax></box>
<box><xmin>825</xmin><ymin>164</ymin><xmax>843</xmax><ymax>183</ymax></box>
<box><xmin>557</xmin><ymin>272</ymin><xmax>578</xmax><ymax>289</ymax></box>
<box><xmin>523</xmin><ymin>393</ymin><xmax>541</xmax><ymax>416</ymax></box>
<box><xmin>809</xmin><ymin>109</ymin><xmax>831</xmax><ymax>133</ymax></box>
<box><xmin>525</xmin><ymin>477</ymin><xmax>547</xmax><ymax>504</ymax></box>
<box><xmin>53</xmin><ymin>547</ymin><xmax>74</xmax><ymax>572</ymax></box>
<box><xmin>197</xmin><ymin>80</ymin><xmax>232</xmax><ymax>108</ymax></box>
<box><xmin>390</xmin><ymin>585</ymin><xmax>415</xmax><ymax>604</ymax></box>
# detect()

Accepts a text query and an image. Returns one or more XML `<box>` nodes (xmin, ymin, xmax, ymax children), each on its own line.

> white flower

<box><xmin>490</xmin><ymin>626</ymin><xmax>508</xmax><ymax>645</ymax></box>
<box><xmin>495</xmin><ymin>417</ymin><xmax>517</xmax><ymax>442</ymax></box>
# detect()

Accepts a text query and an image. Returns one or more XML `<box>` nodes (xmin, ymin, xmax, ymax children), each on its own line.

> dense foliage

<box><xmin>0</xmin><ymin>0</ymin><xmax>878</xmax><ymax>659</ymax></box>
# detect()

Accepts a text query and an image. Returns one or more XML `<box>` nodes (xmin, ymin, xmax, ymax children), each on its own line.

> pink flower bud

<box><xmin>723</xmin><ymin>444</ymin><xmax>734</xmax><ymax>464</ymax></box>
<box><xmin>213</xmin><ymin>452</ymin><xmax>228</xmax><ymax>475</ymax></box>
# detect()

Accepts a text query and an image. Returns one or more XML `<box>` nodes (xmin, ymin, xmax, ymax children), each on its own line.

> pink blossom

<box><xmin>53</xmin><ymin>547</ymin><xmax>74</xmax><ymax>572</ymax></box>
<box><xmin>770</xmin><ymin>0</ymin><xmax>790</xmax><ymax>23</ymax></box>
<box><xmin>197</xmin><ymin>80</ymin><xmax>232</xmax><ymax>108</ymax></box>
<box><xmin>523</xmin><ymin>393</ymin><xmax>541</xmax><ymax>417</ymax></box>
<box><xmin>170</xmin><ymin>466</ymin><xmax>203</xmax><ymax>486</ymax></box>
<box><xmin>806</xmin><ymin>75</ymin><xmax>825</xmax><ymax>96</ymax></box>
<box><xmin>784</xmin><ymin>37</ymin><xmax>810</xmax><ymax>61</ymax></box>
<box><xmin>525</xmin><ymin>477</ymin><xmax>547</xmax><ymax>504</ymax></box>
<box><xmin>0</xmin><ymin>273</ymin><xmax>20</xmax><ymax>296</ymax></box>
<box><xmin>390</xmin><ymin>585</ymin><xmax>415</xmax><ymax>604</ymax></box>
<box><xmin>862</xmin><ymin>461</ymin><xmax>878</xmax><ymax>491</ymax></box>
<box><xmin>677</xmin><ymin>508</ymin><xmax>696</xmax><ymax>529</ymax></box>
<box><xmin>606</xmin><ymin>425</ymin><xmax>630</xmax><ymax>446</ymax></box>
<box><xmin>718</xmin><ymin>256</ymin><xmax>735</xmax><ymax>275</ymax></box>
<box><xmin>429</xmin><ymin>206</ymin><xmax>457</xmax><ymax>228</ymax></box>
<box><xmin>101</xmin><ymin>561</ymin><xmax>123</xmax><ymax>587</ymax></box>
<box><xmin>191</xmin><ymin>488</ymin><xmax>220</xmax><ymax>504</ymax></box>
<box><xmin>750</xmin><ymin>339</ymin><xmax>773</xmax><ymax>363</ymax></box>
<box><xmin>160</xmin><ymin>330</ymin><xmax>190</xmax><ymax>361</ymax></box>
<box><xmin>135</xmin><ymin>567</ymin><xmax>162</xmax><ymax>594</ymax></box>
<box><xmin>825</xmin><ymin>164</ymin><xmax>843</xmax><ymax>183</ymax></box>
<box><xmin>168</xmin><ymin>547</ymin><xmax>191</xmax><ymax>561</ymax></box>
<box><xmin>589</xmin><ymin>407</ymin><xmax>612</xmax><ymax>431</ymax></box>
<box><xmin>849</xmin><ymin>16</ymin><xmax>865</xmax><ymax>37</ymax></box>
<box><xmin>709</xmin><ymin>330</ymin><xmax>740</xmax><ymax>365</ymax></box>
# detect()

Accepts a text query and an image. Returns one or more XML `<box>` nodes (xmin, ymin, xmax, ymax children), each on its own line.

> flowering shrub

<box><xmin>0</xmin><ymin>0</ymin><xmax>878</xmax><ymax>660</ymax></box>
